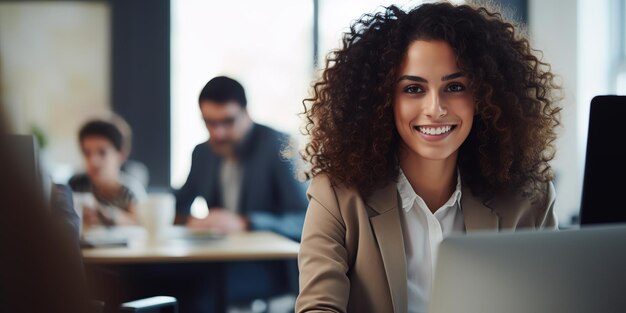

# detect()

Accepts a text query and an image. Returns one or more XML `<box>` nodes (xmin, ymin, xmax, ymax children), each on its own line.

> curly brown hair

<box><xmin>301</xmin><ymin>2</ymin><xmax>561</xmax><ymax>199</ymax></box>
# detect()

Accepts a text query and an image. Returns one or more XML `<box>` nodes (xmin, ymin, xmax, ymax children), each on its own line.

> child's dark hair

<box><xmin>78</xmin><ymin>120</ymin><xmax>124</xmax><ymax>152</ymax></box>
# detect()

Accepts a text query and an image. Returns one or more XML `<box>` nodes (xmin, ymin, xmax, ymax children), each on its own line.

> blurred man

<box><xmin>176</xmin><ymin>76</ymin><xmax>307</xmax><ymax>241</ymax></box>
<box><xmin>175</xmin><ymin>76</ymin><xmax>307</xmax><ymax>308</ymax></box>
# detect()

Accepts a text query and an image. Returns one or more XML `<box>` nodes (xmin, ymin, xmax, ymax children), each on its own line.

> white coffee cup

<box><xmin>72</xmin><ymin>192</ymin><xmax>98</xmax><ymax>236</ymax></box>
<box><xmin>137</xmin><ymin>193</ymin><xmax>175</xmax><ymax>244</ymax></box>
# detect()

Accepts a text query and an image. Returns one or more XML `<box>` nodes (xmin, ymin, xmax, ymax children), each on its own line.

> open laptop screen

<box><xmin>580</xmin><ymin>96</ymin><xmax>626</xmax><ymax>225</ymax></box>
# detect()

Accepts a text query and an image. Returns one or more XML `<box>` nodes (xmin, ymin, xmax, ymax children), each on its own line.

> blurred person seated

<box><xmin>176</xmin><ymin>76</ymin><xmax>307</xmax><ymax>240</ymax></box>
<box><xmin>175</xmin><ymin>76</ymin><xmax>308</xmax><ymax>309</ymax></box>
<box><xmin>69</xmin><ymin>119</ymin><xmax>146</xmax><ymax>227</ymax></box>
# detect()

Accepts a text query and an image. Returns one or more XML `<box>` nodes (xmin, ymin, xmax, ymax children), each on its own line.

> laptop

<box><xmin>580</xmin><ymin>96</ymin><xmax>626</xmax><ymax>225</ymax></box>
<box><xmin>429</xmin><ymin>225</ymin><xmax>626</xmax><ymax>313</ymax></box>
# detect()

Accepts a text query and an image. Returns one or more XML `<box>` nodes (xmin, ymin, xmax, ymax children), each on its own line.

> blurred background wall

<box><xmin>0</xmin><ymin>1</ymin><xmax>110</xmax><ymax>182</ymax></box>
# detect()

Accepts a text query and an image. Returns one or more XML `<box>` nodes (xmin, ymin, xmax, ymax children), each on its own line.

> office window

<box><xmin>316</xmin><ymin>0</ymin><xmax>419</xmax><ymax>68</ymax></box>
<box><xmin>170</xmin><ymin>0</ymin><xmax>313</xmax><ymax>188</ymax></box>
<box><xmin>616</xmin><ymin>0</ymin><xmax>626</xmax><ymax>94</ymax></box>
<box><xmin>578</xmin><ymin>0</ymin><xmax>624</xmax><ymax>158</ymax></box>
<box><xmin>316</xmin><ymin>0</ymin><xmax>467</xmax><ymax>68</ymax></box>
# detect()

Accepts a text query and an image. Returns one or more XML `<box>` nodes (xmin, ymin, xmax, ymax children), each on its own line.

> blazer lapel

<box><xmin>207</xmin><ymin>156</ymin><xmax>222</xmax><ymax>207</ymax></box>
<box><xmin>367</xmin><ymin>183</ymin><xmax>408</xmax><ymax>313</ymax></box>
<box><xmin>461</xmin><ymin>184</ymin><xmax>500</xmax><ymax>232</ymax></box>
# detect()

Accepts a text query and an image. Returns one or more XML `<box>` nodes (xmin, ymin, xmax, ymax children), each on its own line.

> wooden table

<box><xmin>81</xmin><ymin>227</ymin><xmax>300</xmax><ymax>313</ymax></box>
<box><xmin>82</xmin><ymin>228</ymin><xmax>300</xmax><ymax>264</ymax></box>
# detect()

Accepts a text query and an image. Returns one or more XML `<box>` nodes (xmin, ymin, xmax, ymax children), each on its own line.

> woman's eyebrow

<box><xmin>441</xmin><ymin>72</ymin><xmax>464</xmax><ymax>81</ymax></box>
<box><xmin>397</xmin><ymin>75</ymin><xmax>427</xmax><ymax>83</ymax></box>
<box><xmin>398</xmin><ymin>72</ymin><xmax>464</xmax><ymax>83</ymax></box>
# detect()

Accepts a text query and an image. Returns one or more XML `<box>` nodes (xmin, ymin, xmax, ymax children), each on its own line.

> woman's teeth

<box><xmin>417</xmin><ymin>125</ymin><xmax>454</xmax><ymax>135</ymax></box>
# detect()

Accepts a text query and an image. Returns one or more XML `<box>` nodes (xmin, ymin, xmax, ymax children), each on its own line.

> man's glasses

<box><xmin>203</xmin><ymin>113</ymin><xmax>241</xmax><ymax>129</ymax></box>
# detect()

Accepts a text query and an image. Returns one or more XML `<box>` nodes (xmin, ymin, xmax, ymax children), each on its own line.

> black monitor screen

<box><xmin>580</xmin><ymin>96</ymin><xmax>626</xmax><ymax>225</ymax></box>
<box><xmin>5</xmin><ymin>134</ymin><xmax>39</xmax><ymax>186</ymax></box>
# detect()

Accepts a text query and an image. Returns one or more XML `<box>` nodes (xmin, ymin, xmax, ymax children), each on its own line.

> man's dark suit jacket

<box><xmin>175</xmin><ymin>123</ymin><xmax>308</xmax><ymax>241</ymax></box>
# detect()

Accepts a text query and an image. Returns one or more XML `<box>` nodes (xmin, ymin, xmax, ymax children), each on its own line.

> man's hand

<box><xmin>186</xmin><ymin>208</ymin><xmax>248</xmax><ymax>234</ymax></box>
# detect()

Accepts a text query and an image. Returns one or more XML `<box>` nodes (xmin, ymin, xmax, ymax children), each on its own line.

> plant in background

<box><xmin>30</xmin><ymin>124</ymin><xmax>47</xmax><ymax>150</ymax></box>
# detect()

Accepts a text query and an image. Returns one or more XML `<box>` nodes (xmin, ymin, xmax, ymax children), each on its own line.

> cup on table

<box><xmin>137</xmin><ymin>193</ymin><xmax>175</xmax><ymax>244</ymax></box>
<box><xmin>72</xmin><ymin>192</ymin><xmax>98</xmax><ymax>236</ymax></box>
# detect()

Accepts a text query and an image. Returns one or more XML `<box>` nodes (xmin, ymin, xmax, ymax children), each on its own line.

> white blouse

<box><xmin>397</xmin><ymin>169</ymin><xmax>465</xmax><ymax>313</ymax></box>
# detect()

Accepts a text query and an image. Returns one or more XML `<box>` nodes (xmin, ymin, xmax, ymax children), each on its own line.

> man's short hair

<box><xmin>78</xmin><ymin>120</ymin><xmax>124</xmax><ymax>152</ymax></box>
<box><xmin>198</xmin><ymin>76</ymin><xmax>247</xmax><ymax>108</ymax></box>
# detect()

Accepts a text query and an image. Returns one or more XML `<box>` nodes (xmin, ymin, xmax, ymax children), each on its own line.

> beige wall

<box><xmin>0</xmin><ymin>2</ymin><xmax>110</xmax><ymax>182</ymax></box>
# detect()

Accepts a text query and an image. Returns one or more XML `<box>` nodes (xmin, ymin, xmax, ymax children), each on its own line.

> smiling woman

<box><xmin>297</xmin><ymin>2</ymin><xmax>561</xmax><ymax>313</ymax></box>
<box><xmin>301</xmin><ymin>4</ymin><xmax>561</xmax><ymax>200</ymax></box>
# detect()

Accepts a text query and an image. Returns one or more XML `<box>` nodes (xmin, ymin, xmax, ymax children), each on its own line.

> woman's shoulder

<box><xmin>308</xmin><ymin>174</ymin><xmax>362</xmax><ymax>202</ymax></box>
<box><xmin>307</xmin><ymin>174</ymin><xmax>370</xmax><ymax>217</ymax></box>
<box><xmin>488</xmin><ymin>180</ymin><xmax>557</xmax><ymax>227</ymax></box>
<box><xmin>307</xmin><ymin>173</ymin><xmax>391</xmax><ymax>220</ymax></box>
<box><xmin>525</xmin><ymin>180</ymin><xmax>556</xmax><ymax>222</ymax></box>
<box><xmin>498</xmin><ymin>180</ymin><xmax>555</xmax><ymax>209</ymax></box>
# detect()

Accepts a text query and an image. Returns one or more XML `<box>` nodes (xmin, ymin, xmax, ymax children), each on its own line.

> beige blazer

<box><xmin>296</xmin><ymin>174</ymin><xmax>556</xmax><ymax>313</ymax></box>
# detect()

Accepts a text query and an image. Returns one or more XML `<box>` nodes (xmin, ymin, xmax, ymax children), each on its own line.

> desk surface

<box><xmin>81</xmin><ymin>227</ymin><xmax>300</xmax><ymax>264</ymax></box>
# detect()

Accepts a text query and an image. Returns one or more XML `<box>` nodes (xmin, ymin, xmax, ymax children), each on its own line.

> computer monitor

<box><xmin>4</xmin><ymin>134</ymin><xmax>53</xmax><ymax>201</ymax></box>
<box><xmin>430</xmin><ymin>225</ymin><xmax>626</xmax><ymax>313</ymax></box>
<box><xmin>5</xmin><ymin>134</ymin><xmax>40</xmax><ymax>186</ymax></box>
<box><xmin>580</xmin><ymin>96</ymin><xmax>626</xmax><ymax>225</ymax></box>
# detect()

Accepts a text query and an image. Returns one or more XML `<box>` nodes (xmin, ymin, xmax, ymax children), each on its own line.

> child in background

<box><xmin>69</xmin><ymin>118</ymin><xmax>146</xmax><ymax>227</ymax></box>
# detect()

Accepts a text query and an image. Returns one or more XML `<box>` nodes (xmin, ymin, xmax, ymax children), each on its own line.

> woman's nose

<box><xmin>424</xmin><ymin>93</ymin><xmax>448</xmax><ymax>119</ymax></box>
